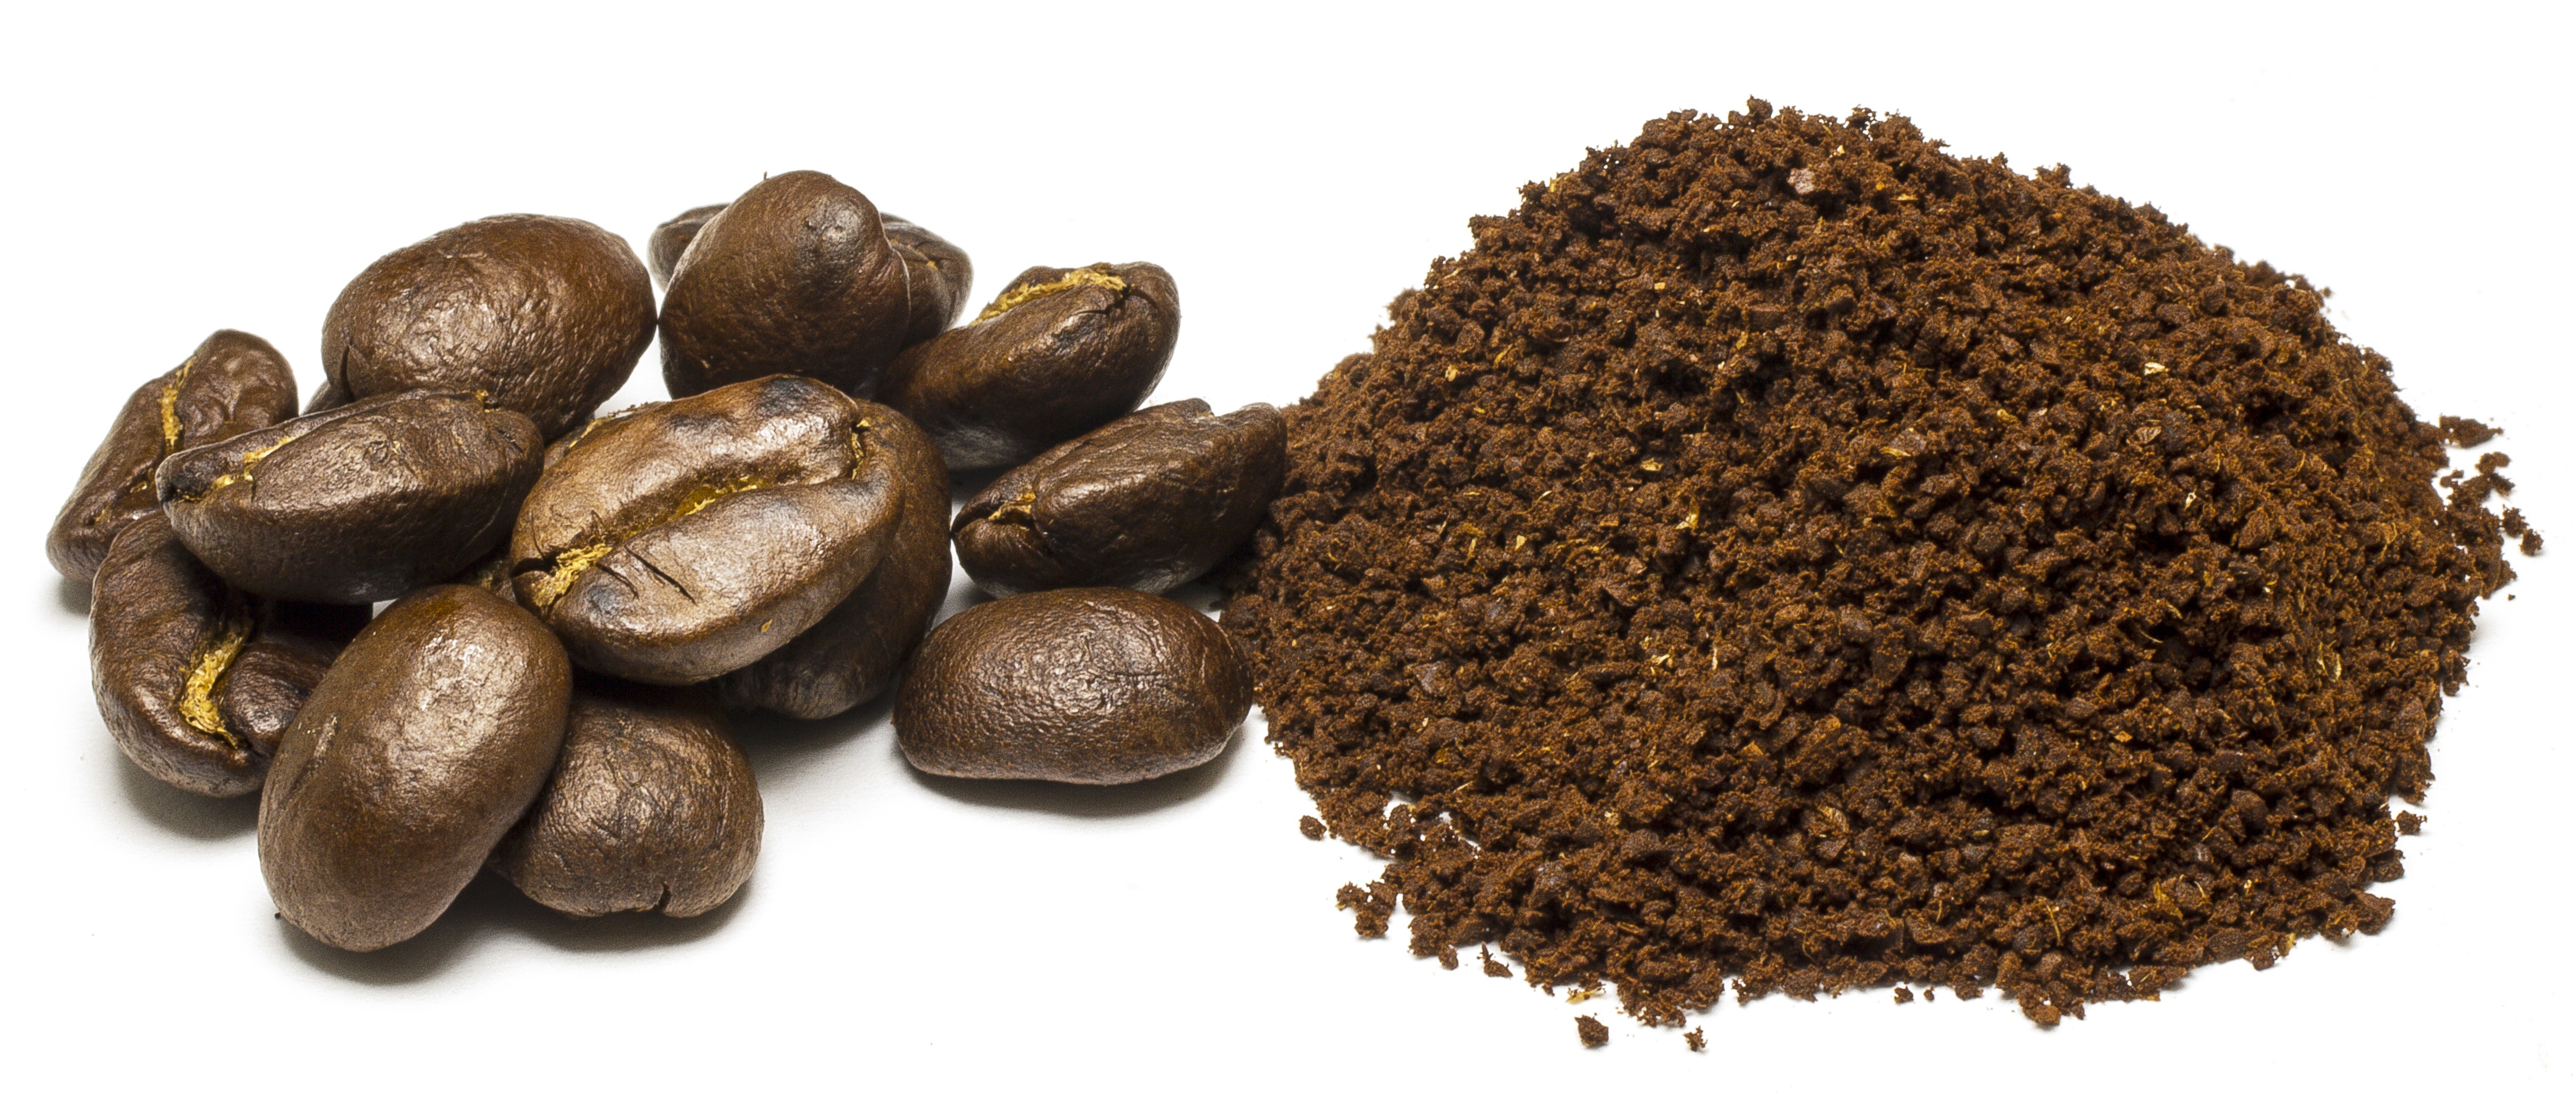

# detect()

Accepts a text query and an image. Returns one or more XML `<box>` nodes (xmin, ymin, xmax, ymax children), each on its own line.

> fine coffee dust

<box><xmin>1222</xmin><ymin>100</ymin><xmax>2536</xmax><ymax>1029</ymax></box>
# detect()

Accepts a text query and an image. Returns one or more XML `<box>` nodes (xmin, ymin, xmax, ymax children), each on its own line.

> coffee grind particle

<box><xmin>1224</xmin><ymin>102</ymin><xmax>2534</xmax><ymax>1029</ymax></box>
<box><xmin>1575</xmin><ymin>1014</ymin><xmax>1609</xmax><ymax>1047</ymax></box>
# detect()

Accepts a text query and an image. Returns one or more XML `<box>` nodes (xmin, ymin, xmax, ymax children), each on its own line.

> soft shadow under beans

<box><xmin>115</xmin><ymin>755</ymin><xmax>257</xmax><ymax>841</ymax></box>
<box><xmin>283</xmin><ymin>869</ymin><xmax>752</xmax><ymax>985</ymax></box>
<box><xmin>899</xmin><ymin>716</ymin><xmax>1250</xmax><ymax>818</ymax></box>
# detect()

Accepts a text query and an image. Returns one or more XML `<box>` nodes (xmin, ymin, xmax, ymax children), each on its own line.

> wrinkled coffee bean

<box><xmin>648</xmin><ymin>203</ymin><xmax>727</xmax><ymax>286</ymax></box>
<box><xmin>159</xmin><ymin>391</ymin><xmax>542</xmax><ymax>604</ymax></box>
<box><xmin>659</xmin><ymin>172</ymin><xmax>915</xmax><ymax>400</ymax></box>
<box><xmin>490</xmin><ymin>684</ymin><xmax>761</xmax><ymax>918</ymax></box>
<box><xmin>883</xmin><ymin>215</ymin><xmax>974</xmax><ymax>347</ymax></box>
<box><xmin>49</xmin><ymin>330</ymin><xmax>299</xmax><ymax>583</ymax></box>
<box><xmin>260</xmin><ymin>585</ymin><xmax>571</xmax><ymax>952</ymax></box>
<box><xmin>896</xmin><ymin>588</ymin><xmax>1251</xmax><ymax>784</ymax></box>
<box><xmin>717</xmin><ymin>401</ymin><xmax>950</xmax><ymax>718</ymax></box>
<box><xmin>955</xmin><ymin>399</ymin><xmax>1285</xmax><ymax>596</ymax></box>
<box><xmin>511</xmin><ymin>375</ymin><xmax>906</xmax><ymax>685</ymax></box>
<box><xmin>318</xmin><ymin>214</ymin><xmax>656</xmax><ymax>439</ymax></box>
<box><xmin>878</xmin><ymin>261</ymin><xmax>1180</xmax><ymax>470</ymax></box>
<box><xmin>90</xmin><ymin>514</ymin><xmax>367</xmax><ymax>797</ymax></box>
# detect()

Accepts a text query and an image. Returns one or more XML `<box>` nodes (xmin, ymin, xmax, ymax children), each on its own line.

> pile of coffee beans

<box><xmin>58</xmin><ymin>169</ymin><xmax>1284</xmax><ymax>952</ymax></box>
<box><xmin>1224</xmin><ymin>102</ymin><xmax>2540</xmax><ymax>1032</ymax></box>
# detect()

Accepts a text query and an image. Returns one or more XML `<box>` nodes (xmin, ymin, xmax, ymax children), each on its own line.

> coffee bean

<box><xmin>318</xmin><ymin>214</ymin><xmax>656</xmax><ymax>439</ymax></box>
<box><xmin>879</xmin><ymin>261</ymin><xmax>1180</xmax><ymax>470</ymax></box>
<box><xmin>490</xmin><ymin>684</ymin><xmax>761</xmax><ymax>918</ymax></box>
<box><xmin>49</xmin><ymin>330</ymin><xmax>298</xmax><ymax>582</ymax></box>
<box><xmin>896</xmin><ymin>588</ymin><xmax>1251</xmax><ymax>784</ymax></box>
<box><xmin>260</xmin><ymin>585</ymin><xmax>571</xmax><ymax>951</ymax></box>
<box><xmin>647</xmin><ymin>203</ymin><xmax>727</xmax><ymax>287</ymax></box>
<box><xmin>883</xmin><ymin>214</ymin><xmax>974</xmax><ymax>347</ymax></box>
<box><xmin>511</xmin><ymin>375</ymin><xmax>907</xmax><ymax>685</ymax></box>
<box><xmin>716</xmin><ymin>399</ymin><xmax>951</xmax><ymax>718</ymax></box>
<box><xmin>954</xmin><ymin>399</ymin><xmax>1285</xmax><ymax>596</ymax></box>
<box><xmin>659</xmin><ymin>172</ymin><xmax>915</xmax><ymax>400</ymax></box>
<box><xmin>90</xmin><ymin>514</ymin><xmax>367</xmax><ymax>797</ymax></box>
<box><xmin>158</xmin><ymin>391</ymin><xmax>543</xmax><ymax>604</ymax></box>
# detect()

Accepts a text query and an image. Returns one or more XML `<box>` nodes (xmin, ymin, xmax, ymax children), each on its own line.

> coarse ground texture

<box><xmin>1221</xmin><ymin>101</ymin><xmax>2535</xmax><ymax>1029</ymax></box>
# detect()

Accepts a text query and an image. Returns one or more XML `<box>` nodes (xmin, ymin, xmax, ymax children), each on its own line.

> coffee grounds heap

<box><xmin>1223</xmin><ymin>102</ymin><xmax>2533</xmax><ymax>1027</ymax></box>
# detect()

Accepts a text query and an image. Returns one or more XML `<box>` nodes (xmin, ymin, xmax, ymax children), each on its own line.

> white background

<box><xmin>3</xmin><ymin>2</ymin><xmax>2569</xmax><ymax>1102</ymax></box>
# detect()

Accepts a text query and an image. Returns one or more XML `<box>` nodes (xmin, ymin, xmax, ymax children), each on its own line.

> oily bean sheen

<box><xmin>647</xmin><ymin>204</ymin><xmax>727</xmax><ymax>287</ymax></box>
<box><xmin>659</xmin><ymin>172</ymin><xmax>915</xmax><ymax>400</ymax></box>
<box><xmin>158</xmin><ymin>391</ymin><xmax>543</xmax><ymax>604</ymax></box>
<box><xmin>318</xmin><ymin>214</ymin><xmax>656</xmax><ymax>439</ymax></box>
<box><xmin>896</xmin><ymin>588</ymin><xmax>1252</xmax><ymax>785</ymax></box>
<box><xmin>260</xmin><ymin>585</ymin><xmax>571</xmax><ymax>952</ymax></box>
<box><xmin>717</xmin><ymin>400</ymin><xmax>951</xmax><ymax>718</ymax></box>
<box><xmin>49</xmin><ymin>330</ymin><xmax>298</xmax><ymax>582</ymax></box>
<box><xmin>490</xmin><ymin>686</ymin><xmax>762</xmax><ymax>918</ymax></box>
<box><xmin>883</xmin><ymin>215</ymin><xmax>975</xmax><ymax>347</ymax></box>
<box><xmin>90</xmin><ymin>515</ymin><xmax>367</xmax><ymax>797</ymax></box>
<box><xmin>648</xmin><ymin>202</ymin><xmax>969</xmax><ymax>344</ymax></box>
<box><xmin>955</xmin><ymin>399</ymin><xmax>1287</xmax><ymax>596</ymax></box>
<box><xmin>511</xmin><ymin>375</ymin><xmax>906</xmax><ymax>685</ymax></box>
<box><xmin>878</xmin><ymin>261</ymin><xmax>1181</xmax><ymax>470</ymax></box>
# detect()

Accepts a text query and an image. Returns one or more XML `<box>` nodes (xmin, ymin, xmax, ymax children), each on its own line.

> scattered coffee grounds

<box><xmin>1224</xmin><ymin>101</ymin><xmax>2535</xmax><ymax>1029</ymax></box>
<box><xmin>1574</xmin><ymin>1014</ymin><xmax>1609</xmax><ymax>1048</ymax></box>
<box><xmin>1683</xmin><ymin>1027</ymin><xmax>1705</xmax><ymax>1052</ymax></box>
<box><xmin>1300</xmin><ymin>815</ymin><xmax>1327</xmax><ymax>840</ymax></box>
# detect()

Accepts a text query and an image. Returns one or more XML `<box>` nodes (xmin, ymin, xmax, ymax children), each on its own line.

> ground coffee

<box><xmin>1223</xmin><ymin>102</ymin><xmax>2534</xmax><ymax>1029</ymax></box>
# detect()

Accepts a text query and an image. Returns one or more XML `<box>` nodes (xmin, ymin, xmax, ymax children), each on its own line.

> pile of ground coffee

<box><xmin>1223</xmin><ymin>102</ymin><xmax>2534</xmax><ymax>1028</ymax></box>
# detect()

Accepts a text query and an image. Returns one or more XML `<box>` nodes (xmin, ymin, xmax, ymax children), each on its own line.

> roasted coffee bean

<box><xmin>260</xmin><ymin>585</ymin><xmax>571</xmax><ymax>952</ymax></box>
<box><xmin>879</xmin><ymin>262</ymin><xmax>1179</xmax><ymax>470</ymax></box>
<box><xmin>490</xmin><ymin>685</ymin><xmax>761</xmax><ymax>918</ymax></box>
<box><xmin>659</xmin><ymin>172</ymin><xmax>913</xmax><ymax>400</ymax></box>
<box><xmin>318</xmin><ymin>213</ymin><xmax>656</xmax><ymax>438</ymax></box>
<box><xmin>49</xmin><ymin>330</ymin><xmax>298</xmax><ymax>583</ymax></box>
<box><xmin>883</xmin><ymin>214</ymin><xmax>973</xmax><ymax>347</ymax></box>
<box><xmin>954</xmin><ymin>400</ymin><xmax>1285</xmax><ymax>596</ymax></box>
<box><xmin>717</xmin><ymin>401</ymin><xmax>950</xmax><ymax>718</ymax></box>
<box><xmin>159</xmin><ymin>391</ymin><xmax>543</xmax><ymax>604</ymax></box>
<box><xmin>896</xmin><ymin>588</ymin><xmax>1251</xmax><ymax>784</ymax></box>
<box><xmin>647</xmin><ymin>203</ymin><xmax>727</xmax><ymax>286</ymax></box>
<box><xmin>511</xmin><ymin>375</ymin><xmax>906</xmax><ymax>685</ymax></box>
<box><xmin>90</xmin><ymin>514</ymin><xmax>367</xmax><ymax>797</ymax></box>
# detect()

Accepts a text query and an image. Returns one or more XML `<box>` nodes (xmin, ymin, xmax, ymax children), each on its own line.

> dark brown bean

<box><xmin>490</xmin><ymin>685</ymin><xmax>761</xmax><ymax>918</ymax></box>
<box><xmin>878</xmin><ymin>262</ymin><xmax>1180</xmax><ymax>470</ymax></box>
<box><xmin>157</xmin><ymin>391</ymin><xmax>543</xmax><ymax>604</ymax></box>
<box><xmin>89</xmin><ymin>514</ymin><xmax>367</xmax><ymax>797</ymax></box>
<box><xmin>955</xmin><ymin>400</ymin><xmax>1285</xmax><ymax>596</ymax></box>
<box><xmin>717</xmin><ymin>401</ymin><xmax>950</xmax><ymax>718</ymax></box>
<box><xmin>510</xmin><ymin>375</ymin><xmax>906</xmax><ymax>685</ymax></box>
<box><xmin>883</xmin><ymin>214</ymin><xmax>974</xmax><ymax>347</ymax></box>
<box><xmin>260</xmin><ymin>585</ymin><xmax>571</xmax><ymax>952</ymax></box>
<box><xmin>659</xmin><ymin>172</ymin><xmax>912</xmax><ymax>400</ymax></box>
<box><xmin>49</xmin><ymin>331</ymin><xmax>299</xmax><ymax>583</ymax></box>
<box><xmin>895</xmin><ymin>588</ymin><xmax>1250</xmax><ymax>784</ymax></box>
<box><xmin>317</xmin><ymin>215</ymin><xmax>655</xmax><ymax>439</ymax></box>
<box><xmin>647</xmin><ymin>203</ymin><xmax>727</xmax><ymax>287</ymax></box>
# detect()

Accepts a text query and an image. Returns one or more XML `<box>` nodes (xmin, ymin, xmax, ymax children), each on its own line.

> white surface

<box><xmin>4</xmin><ymin>2</ymin><xmax>2570</xmax><ymax>1101</ymax></box>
